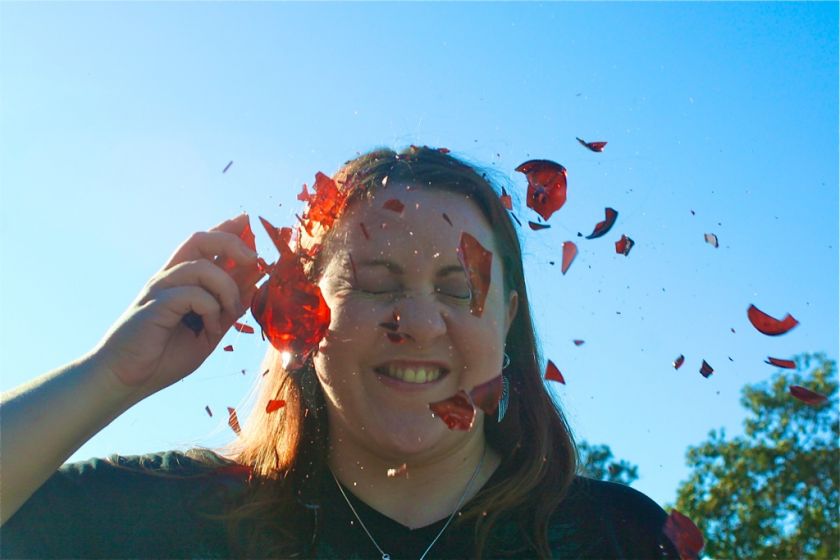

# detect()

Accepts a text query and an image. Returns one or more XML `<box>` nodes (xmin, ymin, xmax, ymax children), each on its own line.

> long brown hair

<box><xmin>215</xmin><ymin>146</ymin><xmax>578</xmax><ymax>558</ymax></box>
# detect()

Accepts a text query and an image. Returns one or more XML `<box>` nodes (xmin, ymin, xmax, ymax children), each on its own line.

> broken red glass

<box><xmin>700</xmin><ymin>360</ymin><xmax>714</xmax><ymax>378</ymax></box>
<box><xmin>789</xmin><ymin>385</ymin><xmax>828</xmax><ymax>406</ymax></box>
<box><xmin>359</xmin><ymin>222</ymin><xmax>370</xmax><ymax>240</ymax></box>
<box><xmin>297</xmin><ymin>184</ymin><xmax>311</xmax><ymax>202</ymax></box>
<box><xmin>561</xmin><ymin>242</ymin><xmax>577</xmax><ymax>275</ymax></box>
<box><xmin>663</xmin><ymin>509</ymin><xmax>704</xmax><ymax>560</ymax></box>
<box><xmin>747</xmin><ymin>304</ymin><xmax>799</xmax><ymax>336</ymax></box>
<box><xmin>615</xmin><ymin>234</ymin><xmax>635</xmax><ymax>256</ymax></box>
<box><xmin>383</xmin><ymin>199</ymin><xmax>405</xmax><ymax>214</ymax></box>
<box><xmin>250</xmin><ymin>217</ymin><xmax>332</xmax><ymax>366</ymax></box>
<box><xmin>515</xmin><ymin>159</ymin><xmax>568</xmax><ymax>221</ymax></box>
<box><xmin>266</xmin><ymin>399</ymin><xmax>286</xmax><ymax>413</ymax></box>
<box><xmin>301</xmin><ymin>172</ymin><xmax>348</xmax><ymax>234</ymax></box>
<box><xmin>223</xmin><ymin>345</ymin><xmax>234</xmax><ymax>352</ymax></box>
<box><xmin>573</xmin><ymin>339</ymin><xmax>585</xmax><ymax>346</ymax></box>
<box><xmin>545</xmin><ymin>360</ymin><xmax>565</xmax><ymax>384</ymax></box>
<box><xmin>528</xmin><ymin>221</ymin><xmax>551</xmax><ymax>231</ymax></box>
<box><xmin>500</xmin><ymin>187</ymin><xmax>513</xmax><ymax>210</ymax></box>
<box><xmin>233</xmin><ymin>322</ymin><xmax>255</xmax><ymax>334</ymax></box>
<box><xmin>227</xmin><ymin>407</ymin><xmax>241</xmax><ymax>435</ymax></box>
<box><xmin>429</xmin><ymin>390</ymin><xmax>476</xmax><ymax>431</ymax></box>
<box><xmin>673</xmin><ymin>355</ymin><xmax>685</xmax><ymax>370</ymax></box>
<box><xmin>222</xmin><ymin>161</ymin><xmax>233</xmax><ymax>173</ymax></box>
<box><xmin>437</xmin><ymin>147</ymin><xmax>451</xmax><ymax>154</ymax></box>
<box><xmin>585</xmin><ymin>208</ymin><xmax>618</xmax><ymax>239</ymax></box>
<box><xmin>205</xmin><ymin>406</ymin><xmax>213</xmax><ymax>417</ymax></box>
<box><xmin>576</xmin><ymin>137</ymin><xmax>608</xmax><ymax>152</ymax></box>
<box><xmin>765</xmin><ymin>357</ymin><xmax>796</xmax><ymax>369</ymax></box>
<box><xmin>457</xmin><ymin>232</ymin><xmax>493</xmax><ymax>317</ymax></box>
<box><xmin>386</xmin><ymin>332</ymin><xmax>409</xmax><ymax>344</ymax></box>
<box><xmin>442</xmin><ymin>213</ymin><xmax>453</xmax><ymax>226</ymax></box>
<box><xmin>704</xmin><ymin>233</ymin><xmax>719</xmax><ymax>248</ymax></box>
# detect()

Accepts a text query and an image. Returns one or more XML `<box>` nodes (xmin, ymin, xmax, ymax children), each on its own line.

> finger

<box><xmin>146</xmin><ymin>260</ymin><xmax>245</xmax><ymax>319</ymax></box>
<box><xmin>163</xmin><ymin>229</ymin><xmax>257</xmax><ymax>271</ymax></box>
<box><xmin>152</xmin><ymin>285</ymin><xmax>225</xmax><ymax>337</ymax></box>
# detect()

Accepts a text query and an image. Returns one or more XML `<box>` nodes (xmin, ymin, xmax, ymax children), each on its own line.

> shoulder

<box><xmin>548</xmin><ymin>477</ymin><xmax>679</xmax><ymax>559</ymax></box>
<box><xmin>2</xmin><ymin>449</ymin><xmax>249</xmax><ymax>559</ymax></box>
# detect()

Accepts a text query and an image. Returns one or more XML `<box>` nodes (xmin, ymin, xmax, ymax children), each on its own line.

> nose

<box><xmin>393</xmin><ymin>292</ymin><xmax>447</xmax><ymax>346</ymax></box>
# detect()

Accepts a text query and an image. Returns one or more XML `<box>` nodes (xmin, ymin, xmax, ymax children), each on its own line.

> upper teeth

<box><xmin>386</xmin><ymin>365</ymin><xmax>442</xmax><ymax>383</ymax></box>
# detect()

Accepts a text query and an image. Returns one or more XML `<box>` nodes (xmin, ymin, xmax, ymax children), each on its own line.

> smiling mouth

<box><xmin>374</xmin><ymin>364</ymin><xmax>450</xmax><ymax>384</ymax></box>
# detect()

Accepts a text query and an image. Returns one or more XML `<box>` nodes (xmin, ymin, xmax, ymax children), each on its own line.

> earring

<box><xmin>299</xmin><ymin>365</ymin><xmax>320</xmax><ymax>419</ymax></box>
<box><xmin>497</xmin><ymin>374</ymin><xmax>510</xmax><ymax>422</ymax></box>
<box><xmin>502</xmin><ymin>352</ymin><xmax>511</xmax><ymax>369</ymax></box>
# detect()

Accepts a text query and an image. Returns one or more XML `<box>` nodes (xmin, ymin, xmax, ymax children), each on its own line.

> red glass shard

<box><xmin>251</xmin><ymin>218</ymin><xmax>331</xmax><ymax>365</ymax></box>
<box><xmin>222</xmin><ymin>161</ymin><xmax>233</xmax><ymax>173</ymax></box>
<box><xmin>510</xmin><ymin>213</ymin><xmax>522</xmax><ymax>227</ymax></box>
<box><xmin>663</xmin><ymin>509</ymin><xmax>704</xmax><ymax>560</ymax></box>
<box><xmin>457</xmin><ymin>232</ymin><xmax>493</xmax><ymax>317</ymax></box>
<box><xmin>383</xmin><ymin>199</ymin><xmax>405</xmax><ymax>214</ymax></box>
<box><xmin>262</xmin><ymin>369</ymin><xmax>270</xmax><ymax>376</ymax></box>
<box><xmin>789</xmin><ymin>385</ymin><xmax>828</xmax><ymax>406</ymax></box>
<box><xmin>704</xmin><ymin>233</ymin><xmax>719</xmax><ymax>248</ymax></box>
<box><xmin>469</xmin><ymin>374</ymin><xmax>503</xmax><ymax>416</ymax></box>
<box><xmin>765</xmin><ymin>357</ymin><xmax>796</xmax><ymax>369</ymax></box>
<box><xmin>515</xmin><ymin>159</ymin><xmax>568</xmax><ymax>221</ymax></box>
<box><xmin>576</xmin><ymin>137</ymin><xmax>608</xmax><ymax>152</ymax></box>
<box><xmin>297</xmin><ymin>183</ymin><xmax>311</xmax><ymax>202</ymax></box>
<box><xmin>573</xmin><ymin>339</ymin><xmax>585</xmax><ymax>346</ymax></box>
<box><xmin>378</xmin><ymin>321</ymin><xmax>399</xmax><ymax>332</ymax></box>
<box><xmin>747</xmin><ymin>304</ymin><xmax>799</xmax><ymax>336</ymax></box>
<box><xmin>233</xmin><ymin>322</ymin><xmax>255</xmax><ymax>334</ymax></box>
<box><xmin>429</xmin><ymin>390</ymin><xmax>476</xmax><ymax>431</ymax></box>
<box><xmin>437</xmin><ymin>147</ymin><xmax>451</xmax><ymax>154</ymax></box>
<box><xmin>500</xmin><ymin>187</ymin><xmax>513</xmax><ymax>210</ymax></box>
<box><xmin>585</xmin><ymin>208</ymin><xmax>618</xmax><ymax>239</ymax></box>
<box><xmin>227</xmin><ymin>407</ymin><xmax>241</xmax><ymax>435</ymax></box>
<box><xmin>266</xmin><ymin>399</ymin><xmax>286</xmax><ymax>413</ymax></box>
<box><xmin>700</xmin><ymin>360</ymin><xmax>714</xmax><ymax>378</ymax></box>
<box><xmin>205</xmin><ymin>405</ymin><xmax>213</xmax><ymax>417</ymax></box>
<box><xmin>442</xmin><ymin>213</ymin><xmax>453</xmax><ymax>226</ymax></box>
<box><xmin>615</xmin><ymin>234</ymin><xmax>635</xmax><ymax>256</ymax></box>
<box><xmin>561</xmin><ymin>242</ymin><xmax>577</xmax><ymax>275</ymax></box>
<box><xmin>673</xmin><ymin>354</ymin><xmax>685</xmax><ymax>370</ymax></box>
<box><xmin>528</xmin><ymin>221</ymin><xmax>551</xmax><ymax>230</ymax></box>
<box><xmin>545</xmin><ymin>360</ymin><xmax>565</xmax><ymax>384</ymax></box>
<box><xmin>302</xmin><ymin>172</ymin><xmax>347</xmax><ymax>233</ymax></box>
<box><xmin>223</xmin><ymin>345</ymin><xmax>234</xmax><ymax>352</ymax></box>
<box><xmin>359</xmin><ymin>222</ymin><xmax>370</xmax><ymax>240</ymax></box>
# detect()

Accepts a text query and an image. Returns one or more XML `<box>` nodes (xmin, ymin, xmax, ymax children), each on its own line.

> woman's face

<box><xmin>313</xmin><ymin>186</ymin><xmax>518</xmax><ymax>460</ymax></box>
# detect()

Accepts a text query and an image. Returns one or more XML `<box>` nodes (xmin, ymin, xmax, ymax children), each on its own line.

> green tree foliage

<box><xmin>577</xmin><ymin>440</ymin><xmax>639</xmax><ymax>485</ymax></box>
<box><xmin>675</xmin><ymin>353</ymin><xmax>838</xmax><ymax>559</ymax></box>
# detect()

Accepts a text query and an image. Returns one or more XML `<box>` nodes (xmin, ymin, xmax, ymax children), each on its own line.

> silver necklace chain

<box><xmin>331</xmin><ymin>446</ymin><xmax>488</xmax><ymax>560</ymax></box>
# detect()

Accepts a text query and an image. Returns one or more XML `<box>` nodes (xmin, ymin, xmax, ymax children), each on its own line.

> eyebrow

<box><xmin>355</xmin><ymin>258</ymin><xmax>464</xmax><ymax>278</ymax></box>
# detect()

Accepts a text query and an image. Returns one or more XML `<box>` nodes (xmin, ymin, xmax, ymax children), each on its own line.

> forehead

<box><xmin>328</xmin><ymin>185</ymin><xmax>496</xmax><ymax>260</ymax></box>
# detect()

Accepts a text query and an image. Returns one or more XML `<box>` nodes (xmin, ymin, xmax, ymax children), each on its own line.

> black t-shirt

<box><xmin>1</xmin><ymin>450</ymin><xmax>678</xmax><ymax>559</ymax></box>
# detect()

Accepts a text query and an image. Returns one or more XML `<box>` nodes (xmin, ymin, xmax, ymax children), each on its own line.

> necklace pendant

<box><xmin>382</xmin><ymin>555</ymin><xmax>391</xmax><ymax>560</ymax></box>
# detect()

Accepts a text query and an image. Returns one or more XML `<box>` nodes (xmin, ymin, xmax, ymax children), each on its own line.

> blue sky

<box><xmin>1</xmin><ymin>2</ymin><xmax>837</xmax><ymax>509</ymax></box>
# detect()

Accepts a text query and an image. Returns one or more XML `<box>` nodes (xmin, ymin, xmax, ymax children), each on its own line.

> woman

<box><xmin>1</xmin><ymin>146</ymin><xmax>678</xmax><ymax>558</ymax></box>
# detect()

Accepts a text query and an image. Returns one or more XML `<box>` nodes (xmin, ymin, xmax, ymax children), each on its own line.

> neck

<box><xmin>328</xmin><ymin>421</ymin><xmax>501</xmax><ymax>528</ymax></box>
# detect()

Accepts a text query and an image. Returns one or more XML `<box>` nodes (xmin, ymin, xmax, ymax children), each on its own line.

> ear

<box><xmin>504</xmin><ymin>290</ymin><xmax>519</xmax><ymax>337</ymax></box>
